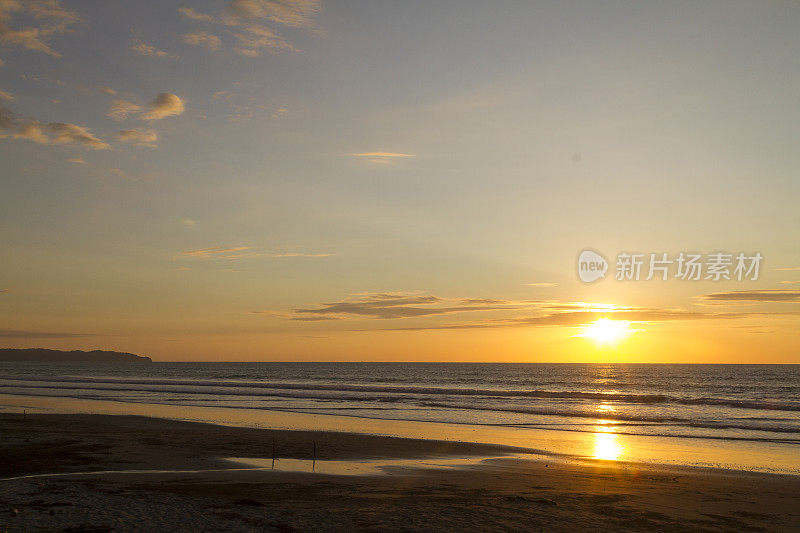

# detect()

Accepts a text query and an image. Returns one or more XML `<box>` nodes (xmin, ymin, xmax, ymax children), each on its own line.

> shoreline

<box><xmin>2</xmin><ymin>392</ymin><xmax>800</xmax><ymax>475</ymax></box>
<box><xmin>2</xmin><ymin>412</ymin><xmax>800</xmax><ymax>531</ymax></box>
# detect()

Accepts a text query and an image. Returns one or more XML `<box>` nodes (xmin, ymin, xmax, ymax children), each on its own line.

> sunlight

<box><xmin>596</xmin><ymin>402</ymin><xmax>615</xmax><ymax>414</ymax></box>
<box><xmin>593</xmin><ymin>430</ymin><xmax>624</xmax><ymax>461</ymax></box>
<box><xmin>575</xmin><ymin>319</ymin><xmax>635</xmax><ymax>346</ymax></box>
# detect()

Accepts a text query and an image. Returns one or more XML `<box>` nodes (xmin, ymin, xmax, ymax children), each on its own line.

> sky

<box><xmin>0</xmin><ymin>0</ymin><xmax>798</xmax><ymax>362</ymax></box>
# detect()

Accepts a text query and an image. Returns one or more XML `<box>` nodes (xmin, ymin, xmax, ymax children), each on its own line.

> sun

<box><xmin>575</xmin><ymin>319</ymin><xmax>635</xmax><ymax>345</ymax></box>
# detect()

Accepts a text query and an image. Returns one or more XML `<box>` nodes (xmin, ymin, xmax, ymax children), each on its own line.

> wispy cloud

<box><xmin>352</xmin><ymin>152</ymin><xmax>416</xmax><ymax>164</ymax></box>
<box><xmin>178</xmin><ymin>0</ymin><xmax>320</xmax><ymax>56</ymax></box>
<box><xmin>107</xmin><ymin>99</ymin><xmax>143</xmax><ymax>120</ymax></box>
<box><xmin>180</xmin><ymin>245</ymin><xmax>332</xmax><ymax>260</ymax></box>
<box><xmin>289</xmin><ymin>292</ymin><xmax>526</xmax><ymax>321</ymax></box>
<box><xmin>68</xmin><ymin>157</ymin><xmax>86</xmax><ymax>164</ymax></box>
<box><xmin>353</xmin><ymin>152</ymin><xmax>415</xmax><ymax>158</ymax></box>
<box><xmin>374</xmin><ymin>309</ymin><xmax>771</xmax><ymax>332</ymax></box>
<box><xmin>526</xmin><ymin>282</ymin><xmax>558</xmax><ymax>287</ymax></box>
<box><xmin>141</xmin><ymin>93</ymin><xmax>185</xmax><ymax>120</ymax></box>
<box><xmin>267</xmin><ymin>252</ymin><xmax>332</xmax><ymax>258</ymax></box>
<box><xmin>20</xmin><ymin>74</ymin><xmax>115</xmax><ymax>96</ymax></box>
<box><xmin>130</xmin><ymin>38</ymin><xmax>176</xmax><ymax>59</ymax></box>
<box><xmin>1</xmin><ymin>104</ymin><xmax>109</xmax><ymax>149</ymax></box>
<box><xmin>0</xmin><ymin>329</ymin><xmax>95</xmax><ymax>339</ymax></box>
<box><xmin>0</xmin><ymin>0</ymin><xmax>81</xmax><ymax>58</ymax></box>
<box><xmin>180</xmin><ymin>245</ymin><xmax>254</xmax><ymax>258</ymax></box>
<box><xmin>108</xmin><ymin>93</ymin><xmax>185</xmax><ymax>122</ymax></box>
<box><xmin>117</xmin><ymin>128</ymin><xmax>157</xmax><ymax>147</ymax></box>
<box><xmin>182</xmin><ymin>31</ymin><xmax>222</xmax><ymax>51</ymax></box>
<box><xmin>228</xmin><ymin>0</ymin><xmax>321</xmax><ymax>28</ymax></box>
<box><xmin>231</xmin><ymin>24</ymin><xmax>294</xmax><ymax>56</ymax></box>
<box><xmin>277</xmin><ymin>290</ymin><xmax>800</xmax><ymax>331</ymax></box>
<box><xmin>0</xmin><ymin>88</ymin><xmax>14</xmax><ymax>101</ymax></box>
<box><xmin>178</xmin><ymin>7</ymin><xmax>216</xmax><ymax>22</ymax></box>
<box><xmin>700</xmin><ymin>290</ymin><xmax>800</xmax><ymax>302</ymax></box>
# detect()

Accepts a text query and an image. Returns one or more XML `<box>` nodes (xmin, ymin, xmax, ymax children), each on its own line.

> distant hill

<box><xmin>0</xmin><ymin>348</ymin><xmax>152</xmax><ymax>363</ymax></box>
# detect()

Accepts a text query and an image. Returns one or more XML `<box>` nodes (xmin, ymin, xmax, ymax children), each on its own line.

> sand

<box><xmin>1</xmin><ymin>413</ymin><xmax>799</xmax><ymax>532</ymax></box>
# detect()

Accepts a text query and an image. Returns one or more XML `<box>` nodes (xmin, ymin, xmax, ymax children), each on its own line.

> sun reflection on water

<box><xmin>596</xmin><ymin>402</ymin><xmax>615</xmax><ymax>413</ymax></box>
<box><xmin>592</xmin><ymin>420</ymin><xmax>624</xmax><ymax>461</ymax></box>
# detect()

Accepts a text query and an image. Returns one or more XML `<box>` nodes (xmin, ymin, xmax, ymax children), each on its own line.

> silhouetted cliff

<box><xmin>0</xmin><ymin>349</ymin><xmax>152</xmax><ymax>363</ymax></box>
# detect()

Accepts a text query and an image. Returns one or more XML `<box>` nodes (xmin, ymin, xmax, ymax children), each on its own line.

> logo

<box><xmin>577</xmin><ymin>249</ymin><xmax>608</xmax><ymax>283</ymax></box>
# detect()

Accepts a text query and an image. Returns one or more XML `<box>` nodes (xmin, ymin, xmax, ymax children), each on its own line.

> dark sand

<box><xmin>1</xmin><ymin>413</ymin><xmax>799</xmax><ymax>532</ymax></box>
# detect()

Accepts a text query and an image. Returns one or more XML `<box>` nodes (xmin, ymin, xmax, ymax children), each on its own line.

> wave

<box><xmin>419</xmin><ymin>402</ymin><xmax>800</xmax><ymax>434</ymax></box>
<box><xmin>0</xmin><ymin>376</ymin><xmax>800</xmax><ymax>411</ymax></box>
<box><xmin>2</xmin><ymin>374</ymin><xmax>799</xmax><ymax>412</ymax></box>
<box><xmin>3</xmin><ymin>388</ymin><xmax>799</xmax><ymax>445</ymax></box>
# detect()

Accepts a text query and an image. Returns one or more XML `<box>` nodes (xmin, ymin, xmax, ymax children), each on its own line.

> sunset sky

<box><xmin>1</xmin><ymin>0</ymin><xmax>798</xmax><ymax>362</ymax></box>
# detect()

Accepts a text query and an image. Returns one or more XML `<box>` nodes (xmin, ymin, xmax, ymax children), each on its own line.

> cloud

<box><xmin>0</xmin><ymin>0</ymin><xmax>81</xmax><ymax>58</ymax></box>
<box><xmin>0</xmin><ymin>329</ymin><xmax>95</xmax><ymax>338</ymax></box>
<box><xmin>131</xmin><ymin>38</ymin><xmax>176</xmax><ymax>59</ymax></box>
<box><xmin>183</xmin><ymin>31</ymin><xmax>222</xmax><ymax>51</ymax></box>
<box><xmin>46</xmin><ymin>122</ymin><xmax>109</xmax><ymax>148</ymax></box>
<box><xmin>526</xmin><ymin>282</ymin><xmax>558</xmax><ymax>287</ymax></box>
<box><xmin>179</xmin><ymin>245</ymin><xmax>331</xmax><ymax>260</ymax></box>
<box><xmin>280</xmin><ymin>295</ymin><xmax>639</xmax><ymax>322</ymax></box>
<box><xmin>109</xmin><ymin>167</ymin><xmax>128</xmax><ymax>180</ymax></box>
<box><xmin>352</xmin><ymin>152</ymin><xmax>416</xmax><ymax>164</ymax></box>
<box><xmin>178</xmin><ymin>0</ymin><xmax>320</xmax><ymax>56</ymax></box>
<box><xmin>108</xmin><ymin>94</ymin><xmax>185</xmax><ymax>122</ymax></box>
<box><xmin>278</xmin><ymin>290</ymin><xmax>800</xmax><ymax>331</ymax></box>
<box><xmin>68</xmin><ymin>157</ymin><xmax>86</xmax><ymax>164</ymax></box>
<box><xmin>178</xmin><ymin>7</ymin><xmax>216</xmax><ymax>22</ymax></box>
<box><xmin>353</xmin><ymin>152</ymin><xmax>415</xmax><ymax>158</ymax></box>
<box><xmin>290</xmin><ymin>292</ymin><xmax>525</xmax><ymax>320</ymax></box>
<box><xmin>1</xmin><ymin>104</ymin><xmax>109</xmax><ymax>149</ymax></box>
<box><xmin>700</xmin><ymin>290</ymin><xmax>800</xmax><ymax>303</ymax></box>
<box><xmin>13</xmin><ymin>122</ymin><xmax>49</xmax><ymax>143</ymax></box>
<box><xmin>180</xmin><ymin>245</ymin><xmax>253</xmax><ymax>258</ymax></box>
<box><xmin>232</xmin><ymin>24</ymin><xmax>294</xmax><ymax>55</ymax></box>
<box><xmin>117</xmin><ymin>128</ymin><xmax>157</xmax><ymax>147</ymax></box>
<box><xmin>268</xmin><ymin>252</ymin><xmax>332</xmax><ymax>257</ymax></box>
<box><xmin>141</xmin><ymin>93</ymin><xmax>185</xmax><ymax>120</ymax></box>
<box><xmin>20</xmin><ymin>74</ymin><xmax>115</xmax><ymax>95</ymax></box>
<box><xmin>0</xmin><ymin>88</ymin><xmax>14</xmax><ymax>101</ymax></box>
<box><xmin>107</xmin><ymin>99</ymin><xmax>143</xmax><ymax>120</ymax></box>
<box><xmin>377</xmin><ymin>309</ymin><xmax>761</xmax><ymax>332</ymax></box>
<box><xmin>228</xmin><ymin>0</ymin><xmax>321</xmax><ymax>28</ymax></box>
<box><xmin>775</xmin><ymin>267</ymin><xmax>800</xmax><ymax>271</ymax></box>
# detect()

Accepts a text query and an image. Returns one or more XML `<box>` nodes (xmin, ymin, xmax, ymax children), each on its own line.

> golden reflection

<box><xmin>596</xmin><ymin>402</ymin><xmax>615</xmax><ymax>414</ymax></box>
<box><xmin>593</xmin><ymin>423</ymin><xmax>624</xmax><ymax>461</ymax></box>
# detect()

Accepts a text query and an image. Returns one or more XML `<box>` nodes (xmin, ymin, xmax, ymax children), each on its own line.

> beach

<box><xmin>2</xmin><ymin>412</ymin><xmax>800</xmax><ymax>532</ymax></box>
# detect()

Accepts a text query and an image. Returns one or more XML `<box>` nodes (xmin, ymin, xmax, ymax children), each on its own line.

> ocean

<box><xmin>1</xmin><ymin>362</ymin><xmax>798</xmax><ymax>445</ymax></box>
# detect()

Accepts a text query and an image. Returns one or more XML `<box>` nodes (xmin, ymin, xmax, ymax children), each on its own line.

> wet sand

<box><xmin>1</xmin><ymin>413</ymin><xmax>800</xmax><ymax>532</ymax></box>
